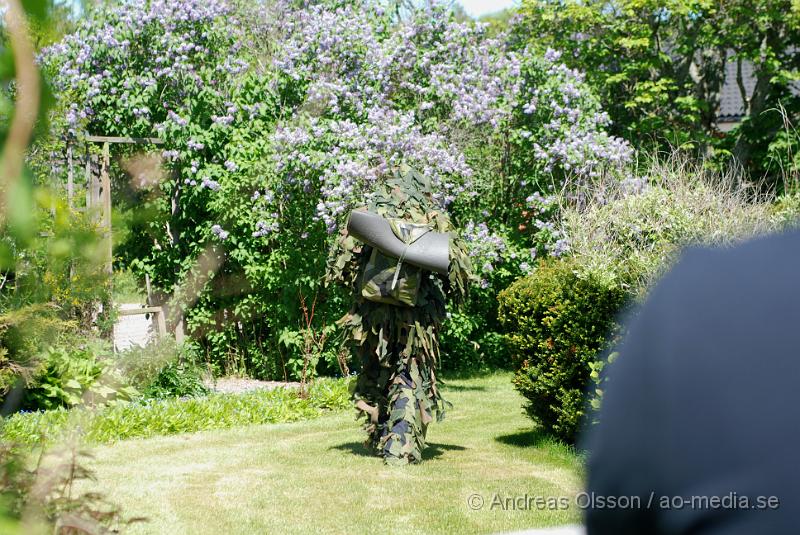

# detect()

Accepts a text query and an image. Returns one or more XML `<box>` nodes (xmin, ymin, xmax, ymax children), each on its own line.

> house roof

<box><xmin>717</xmin><ymin>56</ymin><xmax>799</xmax><ymax>123</ymax></box>
<box><xmin>718</xmin><ymin>59</ymin><xmax>755</xmax><ymax>122</ymax></box>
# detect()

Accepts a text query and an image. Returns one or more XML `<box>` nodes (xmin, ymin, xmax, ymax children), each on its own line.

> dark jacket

<box><xmin>584</xmin><ymin>229</ymin><xmax>800</xmax><ymax>535</ymax></box>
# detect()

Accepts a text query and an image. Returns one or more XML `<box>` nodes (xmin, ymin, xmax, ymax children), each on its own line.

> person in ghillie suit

<box><xmin>326</xmin><ymin>166</ymin><xmax>472</xmax><ymax>465</ymax></box>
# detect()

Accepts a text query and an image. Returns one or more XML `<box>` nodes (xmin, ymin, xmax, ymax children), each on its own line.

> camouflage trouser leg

<box><xmin>352</xmin><ymin>343</ymin><xmax>391</xmax><ymax>452</ymax></box>
<box><xmin>380</xmin><ymin>359</ymin><xmax>434</xmax><ymax>465</ymax></box>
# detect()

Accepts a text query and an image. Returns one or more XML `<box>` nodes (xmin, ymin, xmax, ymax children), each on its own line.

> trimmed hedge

<box><xmin>498</xmin><ymin>259</ymin><xmax>626</xmax><ymax>443</ymax></box>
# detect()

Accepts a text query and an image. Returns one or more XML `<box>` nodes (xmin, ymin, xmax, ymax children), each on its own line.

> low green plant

<box><xmin>141</xmin><ymin>360</ymin><xmax>208</xmax><ymax>399</ymax></box>
<box><xmin>278</xmin><ymin>298</ymin><xmax>344</xmax><ymax>384</ymax></box>
<box><xmin>2</xmin><ymin>378</ymin><xmax>351</xmax><ymax>446</ymax></box>
<box><xmin>21</xmin><ymin>338</ymin><xmax>137</xmax><ymax>411</ymax></box>
<box><xmin>0</xmin><ymin>305</ymin><xmax>70</xmax><ymax>396</ymax></box>
<box><xmin>0</xmin><ymin>197</ymin><xmax>118</xmax><ymax>407</ymax></box>
<box><xmin>498</xmin><ymin>258</ymin><xmax>626</xmax><ymax>443</ymax></box>
<box><xmin>116</xmin><ymin>337</ymin><xmax>208</xmax><ymax>399</ymax></box>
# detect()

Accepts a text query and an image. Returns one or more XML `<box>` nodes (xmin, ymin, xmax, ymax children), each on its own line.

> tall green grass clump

<box><xmin>561</xmin><ymin>155</ymin><xmax>794</xmax><ymax>299</ymax></box>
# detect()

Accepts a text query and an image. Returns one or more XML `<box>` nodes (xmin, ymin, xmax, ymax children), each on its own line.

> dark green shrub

<box><xmin>498</xmin><ymin>259</ymin><xmax>626</xmax><ymax>443</ymax></box>
<box><xmin>142</xmin><ymin>360</ymin><xmax>208</xmax><ymax>399</ymax></box>
<box><xmin>439</xmin><ymin>311</ymin><xmax>510</xmax><ymax>373</ymax></box>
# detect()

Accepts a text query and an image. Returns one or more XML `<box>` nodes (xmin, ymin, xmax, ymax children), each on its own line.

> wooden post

<box><xmin>67</xmin><ymin>145</ymin><xmax>74</xmax><ymax>208</ymax></box>
<box><xmin>101</xmin><ymin>141</ymin><xmax>112</xmax><ymax>275</ymax></box>
<box><xmin>156</xmin><ymin>309</ymin><xmax>167</xmax><ymax>338</ymax></box>
<box><xmin>145</xmin><ymin>273</ymin><xmax>153</xmax><ymax>305</ymax></box>
<box><xmin>175</xmin><ymin>319</ymin><xmax>185</xmax><ymax>343</ymax></box>
<box><xmin>85</xmin><ymin>148</ymin><xmax>92</xmax><ymax>210</ymax></box>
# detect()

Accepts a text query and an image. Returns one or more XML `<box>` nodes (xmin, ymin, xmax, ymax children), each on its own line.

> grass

<box><xmin>77</xmin><ymin>373</ymin><xmax>584</xmax><ymax>534</ymax></box>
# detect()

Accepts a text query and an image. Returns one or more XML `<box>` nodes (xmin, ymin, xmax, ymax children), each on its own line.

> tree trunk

<box><xmin>732</xmin><ymin>26</ymin><xmax>785</xmax><ymax>169</ymax></box>
<box><xmin>694</xmin><ymin>46</ymin><xmax>728</xmax><ymax>133</ymax></box>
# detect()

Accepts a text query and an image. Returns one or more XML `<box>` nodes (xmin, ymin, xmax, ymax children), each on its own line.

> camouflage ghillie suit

<box><xmin>327</xmin><ymin>167</ymin><xmax>471</xmax><ymax>465</ymax></box>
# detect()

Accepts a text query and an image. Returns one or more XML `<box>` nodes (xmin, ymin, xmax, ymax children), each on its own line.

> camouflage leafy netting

<box><xmin>327</xmin><ymin>166</ymin><xmax>471</xmax><ymax>465</ymax></box>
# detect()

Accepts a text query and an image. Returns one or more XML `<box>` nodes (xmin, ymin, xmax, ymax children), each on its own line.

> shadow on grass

<box><xmin>495</xmin><ymin>429</ymin><xmax>587</xmax><ymax>461</ymax></box>
<box><xmin>440</xmin><ymin>368</ymin><xmax>513</xmax><ymax>381</ymax></box>
<box><xmin>495</xmin><ymin>429</ymin><xmax>557</xmax><ymax>448</ymax></box>
<box><xmin>331</xmin><ymin>441</ymin><xmax>467</xmax><ymax>460</ymax></box>
<box><xmin>441</xmin><ymin>384</ymin><xmax>487</xmax><ymax>392</ymax></box>
<box><xmin>494</xmin><ymin>429</ymin><xmax>589</xmax><ymax>466</ymax></box>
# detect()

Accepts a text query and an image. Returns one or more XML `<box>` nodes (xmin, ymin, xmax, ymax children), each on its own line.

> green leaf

<box><xmin>64</xmin><ymin>379</ymin><xmax>83</xmax><ymax>390</ymax></box>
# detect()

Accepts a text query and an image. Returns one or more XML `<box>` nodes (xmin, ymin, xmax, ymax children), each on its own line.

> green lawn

<box><xmin>81</xmin><ymin>373</ymin><xmax>584</xmax><ymax>534</ymax></box>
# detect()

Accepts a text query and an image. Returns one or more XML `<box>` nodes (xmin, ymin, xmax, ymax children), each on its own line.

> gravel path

<box><xmin>204</xmin><ymin>377</ymin><xmax>301</xmax><ymax>394</ymax></box>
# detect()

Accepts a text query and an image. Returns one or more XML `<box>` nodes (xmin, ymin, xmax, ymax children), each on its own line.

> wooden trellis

<box><xmin>81</xmin><ymin>135</ymin><xmax>164</xmax><ymax>275</ymax></box>
<box><xmin>67</xmin><ymin>135</ymin><xmax>169</xmax><ymax>343</ymax></box>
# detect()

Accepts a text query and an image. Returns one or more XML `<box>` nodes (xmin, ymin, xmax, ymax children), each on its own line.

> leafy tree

<box><xmin>515</xmin><ymin>0</ymin><xmax>800</xmax><ymax>184</ymax></box>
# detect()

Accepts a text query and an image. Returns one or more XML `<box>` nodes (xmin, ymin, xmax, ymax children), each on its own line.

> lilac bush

<box><xmin>41</xmin><ymin>0</ymin><xmax>269</xmax><ymax>279</ymax></box>
<box><xmin>44</xmin><ymin>0</ymin><xmax>242</xmax><ymax>138</ymax></box>
<box><xmin>515</xmin><ymin>48</ymin><xmax>633</xmax><ymax>179</ymax></box>
<box><xmin>262</xmin><ymin>0</ymin><xmax>630</xmax><ymax>283</ymax></box>
<box><xmin>265</xmin><ymin>2</ymin><xmax>514</xmax><ymax>231</ymax></box>
<box><xmin>41</xmin><ymin>0</ymin><xmax>289</xmax><ymax>374</ymax></box>
<box><xmin>42</xmin><ymin>0</ymin><xmax>632</xmax><ymax>376</ymax></box>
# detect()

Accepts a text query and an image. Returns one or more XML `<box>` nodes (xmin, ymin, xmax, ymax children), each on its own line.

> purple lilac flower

<box><xmin>211</xmin><ymin>224</ymin><xmax>229</xmax><ymax>240</ymax></box>
<box><xmin>549</xmin><ymin>238</ymin><xmax>570</xmax><ymax>257</ymax></box>
<box><xmin>201</xmin><ymin>178</ymin><xmax>221</xmax><ymax>191</ymax></box>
